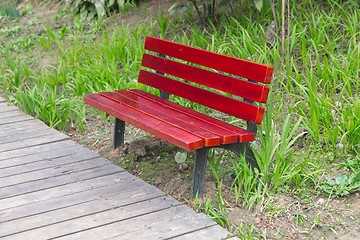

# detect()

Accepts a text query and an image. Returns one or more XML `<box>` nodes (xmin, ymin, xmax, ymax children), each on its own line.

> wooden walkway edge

<box><xmin>0</xmin><ymin>96</ymin><xmax>238</xmax><ymax>240</ymax></box>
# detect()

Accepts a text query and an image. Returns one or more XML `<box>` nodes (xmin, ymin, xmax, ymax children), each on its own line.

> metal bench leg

<box><xmin>244</xmin><ymin>143</ymin><xmax>259</xmax><ymax>170</ymax></box>
<box><xmin>220</xmin><ymin>142</ymin><xmax>259</xmax><ymax>170</ymax></box>
<box><xmin>113</xmin><ymin>118</ymin><xmax>125</xmax><ymax>149</ymax></box>
<box><xmin>191</xmin><ymin>147</ymin><xmax>209</xmax><ymax>199</ymax></box>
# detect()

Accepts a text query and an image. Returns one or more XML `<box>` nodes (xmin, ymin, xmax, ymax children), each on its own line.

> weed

<box><xmin>0</xmin><ymin>4</ymin><xmax>20</xmax><ymax>18</ymax></box>
<box><xmin>340</xmin><ymin>156</ymin><xmax>360</xmax><ymax>173</ymax></box>
<box><xmin>193</xmin><ymin>189</ymin><xmax>229</xmax><ymax>228</ymax></box>
<box><xmin>320</xmin><ymin>173</ymin><xmax>360</xmax><ymax>197</ymax></box>
<box><xmin>236</xmin><ymin>223</ymin><xmax>263</xmax><ymax>240</ymax></box>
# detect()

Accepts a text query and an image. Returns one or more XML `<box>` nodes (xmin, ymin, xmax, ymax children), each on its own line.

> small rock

<box><xmin>179</xmin><ymin>163</ymin><xmax>189</xmax><ymax>172</ymax></box>
<box><xmin>265</xmin><ymin>20</ymin><xmax>278</xmax><ymax>45</ymax></box>
<box><xmin>134</xmin><ymin>146</ymin><xmax>146</xmax><ymax>156</ymax></box>
<box><xmin>120</xmin><ymin>143</ymin><xmax>129</xmax><ymax>153</ymax></box>
<box><xmin>255</xmin><ymin>217</ymin><xmax>261</xmax><ymax>224</ymax></box>
<box><xmin>182</xmin><ymin>163</ymin><xmax>189</xmax><ymax>170</ymax></box>
<box><xmin>317</xmin><ymin>198</ymin><xmax>325</xmax><ymax>205</ymax></box>
<box><xmin>155</xmin><ymin>177</ymin><xmax>162</xmax><ymax>186</ymax></box>
<box><xmin>337</xmin><ymin>143</ymin><xmax>344</xmax><ymax>151</ymax></box>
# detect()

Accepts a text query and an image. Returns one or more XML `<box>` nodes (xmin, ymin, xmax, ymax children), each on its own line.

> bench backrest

<box><xmin>139</xmin><ymin>36</ymin><xmax>273</xmax><ymax>125</ymax></box>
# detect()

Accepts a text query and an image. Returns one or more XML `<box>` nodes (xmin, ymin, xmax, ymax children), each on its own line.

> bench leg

<box><xmin>244</xmin><ymin>143</ymin><xmax>259</xmax><ymax>170</ymax></box>
<box><xmin>219</xmin><ymin>143</ymin><xmax>259</xmax><ymax>170</ymax></box>
<box><xmin>113</xmin><ymin>118</ymin><xmax>125</xmax><ymax>149</ymax></box>
<box><xmin>191</xmin><ymin>147</ymin><xmax>209</xmax><ymax>199</ymax></box>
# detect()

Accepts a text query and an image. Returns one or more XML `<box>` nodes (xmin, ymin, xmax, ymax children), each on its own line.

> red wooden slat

<box><xmin>84</xmin><ymin>94</ymin><xmax>203</xmax><ymax>150</ymax></box>
<box><xmin>138</xmin><ymin>70</ymin><xmax>265</xmax><ymax>124</ymax></box>
<box><xmin>142</xmin><ymin>54</ymin><xmax>270</xmax><ymax>103</ymax></box>
<box><xmin>129</xmin><ymin>90</ymin><xmax>255</xmax><ymax>142</ymax></box>
<box><xmin>100</xmin><ymin>91</ymin><xmax>221</xmax><ymax>147</ymax></box>
<box><xmin>112</xmin><ymin>90</ymin><xmax>239</xmax><ymax>144</ymax></box>
<box><xmin>144</xmin><ymin>36</ymin><xmax>273</xmax><ymax>84</ymax></box>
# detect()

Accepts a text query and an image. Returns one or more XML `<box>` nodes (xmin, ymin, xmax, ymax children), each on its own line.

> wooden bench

<box><xmin>84</xmin><ymin>36</ymin><xmax>273</xmax><ymax>198</ymax></box>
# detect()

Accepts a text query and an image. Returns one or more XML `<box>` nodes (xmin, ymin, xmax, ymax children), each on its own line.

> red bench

<box><xmin>84</xmin><ymin>36</ymin><xmax>273</xmax><ymax>198</ymax></box>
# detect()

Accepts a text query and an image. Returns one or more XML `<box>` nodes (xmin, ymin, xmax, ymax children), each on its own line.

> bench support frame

<box><xmin>190</xmin><ymin>98</ymin><xmax>259</xmax><ymax>198</ymax></box>
<box><xmin>112</xmin><ymin>116</ymin><xmax>258</xmax><ymax>199</ymax></box>
<box><xmin>112</xmin><ymin>96</ymin><xmax>259</xmax><ymax>199</ymax></box>
<box><xmin>191</xmin><ymin>139</ymin><xmax>258</xmax><ymax>198</ymax></box>
<box><xmin>114</xmin><ymin>118</ymin><xmax>125</xmax><ymax>149</ymax></box>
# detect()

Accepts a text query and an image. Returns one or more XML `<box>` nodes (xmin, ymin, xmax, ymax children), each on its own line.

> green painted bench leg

<box><xmin>114</xmin><ymin>118</ymin><xmax>125</xmax><ymax>149</ymax></box>
<box><xmin>220</xmin><ymin>142</ymin><xmax>259</xmax><ymax>170</ymax></box>
<box><xmin>244</xmin><ymin>143</ymin><xmax>259</xmax><ymax>170</ymax></box>
<box><xmin>191</xmin><ymin>147</ymin><xmax>209</xmax><ymax>198</ymax></box>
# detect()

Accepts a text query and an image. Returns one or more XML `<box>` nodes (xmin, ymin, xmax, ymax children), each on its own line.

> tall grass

<box><xmin>1</xmin><ymin>13</ymin><xmax>153</xmax><ymax>130</ymax></box>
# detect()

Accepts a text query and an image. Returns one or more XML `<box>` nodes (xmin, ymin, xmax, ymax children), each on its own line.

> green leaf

<box><xmin>175</xmin><ymin>152</ymin><xmax>187</xmax><ymax>164</ymax></box>
<box><xmin>117</xmin><ymin>0</ymin><xmax>125</xmax><ymax>8</ymax></box>
<box><xmin>254</xmin><ymin>0</ymin><xmax>263</xmax><ymax>12</ymax></box>
<box><xmin>108</xmin><ymin>0</ymin><xmax>115</xmax><ymax>7</ymax></box>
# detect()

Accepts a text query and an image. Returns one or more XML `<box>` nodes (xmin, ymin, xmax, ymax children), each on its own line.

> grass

<box><xmin>0</xmin><ymin>0</ymin><xmax>359</xmax><ymax>238</ymax></box>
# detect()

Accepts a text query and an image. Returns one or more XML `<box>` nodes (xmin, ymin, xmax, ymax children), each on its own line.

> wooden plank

<box><xmin>0</xmin><ymin>119</ymin><xmax>48</xmax><ymax>132</ymax></box>
<box><xmin>0</xmin><ymin>163</ymin><xmax>121</xmax><ymax>200</ymax></box>
<box><xmin>0</xmin><ymin>119</ymin><xmax>54</xmax><ymax>136</ymax></box>
<box><xmin>51</xmin><ymin>205</ymin><xmax>216</xmax><ymax>240</ymax></box>
<box><xmin>0</xmin><ymin>147</ymin><xmax>100</xmax><ymax>177</ymax></box>
<box><xmin>0</xmin><ymin>127</ymin><xmax>63</xmax><ymax>145</ymax></box>
<box><xmin>0</xmin><ymin>114</ymin><xmax>34</xmax><ymax>125</ymax></box>
<box><xmin>0</xmin><ymin>109</ymin><xmax>25</xmax><ymax>119</ymax></box>
<box><xmin>131</xmin><ymin>90</ymin><xmax>255</xmax><ymax>142</ymax></box>
<box><xmin>0</xmin><ymin>132</ymin><xmax>69</xmax><ymax>153</ymax></box>
<box><xmin>0</xmin><ymin>184</ymin><xmax>168</xmax><ymax>238</ymax></box>
<box><xmin>0</xmin><ymin>156</ymin><xmax>111</xmax><ymax>188</ymax></box>
<box><xmin>0</xmin><ymin>102</ymin><xmax>19</xmax><ymax>112</ymax></box>
<box><xmin>145</xmin><ymin>36</ymin><xmax>274</xmax><ymax>84</ymax></box>
<box><xmin>116</xmin><ymin>90</ymin><xmax>240</xmax><ymax>144</ymax></box>
<box><xmin>0</xmin><ymin>139</ymin><xmax>76</xmax><ymax>161</ymax></box>
<box><xmin>84</xmin><ymin>93</ymin><xmax>203</xmax><ymax>150</ymax></box>
<box><xmin>101</xmin><ymin>91</ymin><xmax>221</xmax><ymax>146</ymax></box>
<box><xmin>0</xmin><ymin>143</ymin><xmax>81</xmax><ymax>168</ymax></box>
<box><xmin>101</xmin><ymin>211</ymin><xmax>217</xmax><ymax>240</ymax></box>
<box><xmin>0</xmin><ymin>175</ymin><xmax>143</xmax><ymax>222</ymax></box>
<box><xmin>0</xmin><ymin>102</ymin><xmax>11</xmax><ymax>107</ymax></box>
<box><xmin>142</xmin><ymin>53</ymin><xmax>270</xmax><ymax>103</ymax></box>
<box><xmin>0</xmin><ymin>126</ymin><xmax>50</xmax><ymax>139</ymax></box>
<box><xmin>170</xmin><ymin>225</ymin><xmax>235</xmax><ymax>240</ymax></box>
<box><xmin>0</xmin><ymin>171</ymin><xmax>128</xmax><ymax>210</ymax></box>
<box><xmin>2</xmin><ymin>196</ymin><xmax>181</xmax><ymax>240</ymax></box>
<box><xmin>139</xmin><ymin>70</ymin><xmax>265</xmax><ymax>124</ymax></box>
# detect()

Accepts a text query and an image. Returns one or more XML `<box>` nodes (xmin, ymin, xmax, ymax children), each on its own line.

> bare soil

<box><xmin>2</xmin><ymin>1</ymin><xmax>359</xmax><ymax>239</ymax></box>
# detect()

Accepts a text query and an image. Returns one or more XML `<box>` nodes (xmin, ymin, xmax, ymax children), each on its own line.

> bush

<box><xmin>65</xmin><ymin>0</ymin><xmax>136</xmax><ymax>18</ymax></box>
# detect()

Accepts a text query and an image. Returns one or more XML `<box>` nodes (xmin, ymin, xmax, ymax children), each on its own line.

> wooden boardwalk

<box><xmin>0</xmin><ymin>96</ymin><xmax>237</xmax><ymax>240</ymax></box>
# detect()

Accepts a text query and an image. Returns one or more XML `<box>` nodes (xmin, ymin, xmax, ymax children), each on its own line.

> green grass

<box><xmin>0</xmin><ymin>0</ymin><xmax>359</xmax><ymax>237</ymax></box>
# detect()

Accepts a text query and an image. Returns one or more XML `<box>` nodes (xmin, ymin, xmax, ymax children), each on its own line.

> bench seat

<box><xmin>84</xmin><ymin>89</ymin><xmax>254</xmax><ymax>151</ymax></box>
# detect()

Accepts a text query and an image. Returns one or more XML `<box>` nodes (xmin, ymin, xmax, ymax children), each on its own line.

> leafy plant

<box><xmin>193</xmin><ymin>183</ymin><xmax>229</xmax><ymax>227</ymax></box>
<box><xmin>66</xmin><ymin>0</ymin><xmax>136</xmax><ymax>18</ymax></box>
<box><xmin>340</xmin><ymin>157</ymin><xmax>360</xmax><ymax>173</ymax></box>
<box><xmin>169</xmin><ymin>0</ymin><xmax>270</xmax><ymax>25</ymax></box>
<box><xmin>320</xmin><ymin>173</ymin><xmax>360</xmax><ymax>197</ymax></box>
<box><xmin>0</xmin><ymin>4</ymin><xmax>20</xmax><ymax>18</ymax></box>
